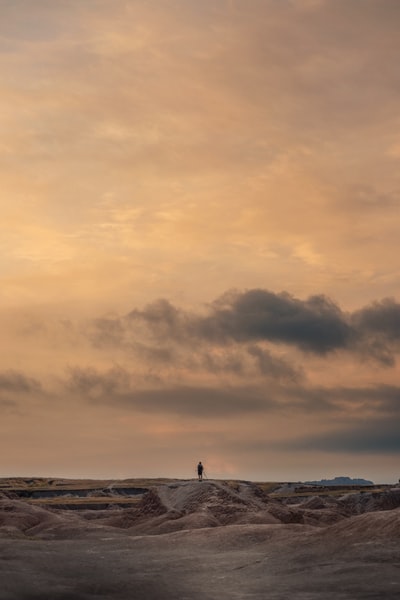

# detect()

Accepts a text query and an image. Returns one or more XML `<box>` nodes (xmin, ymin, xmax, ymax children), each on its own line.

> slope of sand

<box><xmin>1</xmin><ymin>479</ymin><xmax>400</xmax><ymax>599</ymax></box>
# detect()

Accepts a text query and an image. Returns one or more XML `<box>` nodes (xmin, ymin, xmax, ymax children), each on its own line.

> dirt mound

<box><xmin>96</xmin><ymin>480</ymin><xmax>272</xmax><ymax>534</ymax></box>
<box><xmin>0</xmin><ymin>498</ymin><xmax>62</xmax><ymax>534</ymax></box>
<box><xmin>157</xmin><ymin>480</ymin><xmax>248</xmax><ymax>512</ymax></box>
<box><xmin>325</xmin><ymin>506</ymin><xmax>400</xmax><ymax>541</ymax></box>
<box><xmin>0</xmin><ymin>498</ymin><xmax>95</xmax><ymax>540</ymax></box>
<box><xmin>133</xmin><ymin>511</ymin><xmax>221</xmax><ymax>535</ymax></box>
<box><xmin>137</xmin><ymin>488</ymin><xmax>169</xmax><ymax>516</ymax></box>
<box><xmin>151</xmin><ymin>480</ymin><xmax>271</xmax><ymax>527</ymax></box>
<box><xmin>338</xmin><ymin>488</ymin><xmax>400</xmax><ymax>515</ymax></box>
<box><xmin>137</xmin><ymin>480</ymin><xmax>347</xmax><ymax>532</ymax></box>
<box><xmin>0</xmin><ymin>498</ymin><xmax>119</xmax><ymax>540</ymax></box>
<box><xmin>301</xmin><ymin>495</ymin><xmax>328</xmax><ymax>510</ymax></box>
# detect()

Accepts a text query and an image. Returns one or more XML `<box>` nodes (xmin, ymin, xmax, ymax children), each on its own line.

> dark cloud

<box><xmin>336</xmin><ymin>384</ymin><xmax>400</xmax><ymax>412</ymax></box>
<box><xmin>0</xmin><ymin>370</ymin><xmax>41</xmax><ymax>394</ymax></box>
<box><xmin>89</xmin><ymin>290</ymin><xmax>400</xmax><ymax>367</ymax></box>
<box><xmin>125</xmin><ymin>289</ymin><xmax>352</xmax><ymax>353</ymax></box>
<box><xmin>198</xmin><ymin>290</ymin><xmax>351</xmax><ymax>353</ymax></box>
<box><xmin>200</xmin><ymin>349</ymin><xmax>245</xmax><ymax>376</ymax></box>
<box><xmin>352</xmin><ymin>298</ymin><xmax>400</xmax><ymax>341</ymax></box>
<box><xmin>285</xmin><ymin>418</ymin><xmax>400</xmax><ymax>455</ymax></box>
<box><xmin>350</xmin><ymin>298</ymin><xmax>400</xmax><ymax>365</ymax></box>
<box><xmin>247</xmin><ymin>345</ymin><xmax>303</xmax><ymax>382</ymax></box>
<box><xmin>195</xmin><ymin>345</ymin><xmax>303</xmax><ymax>382</ymax></box>
<box><xmin>286</xmin><ymin>384</ymin><xmax>400</xmax><ymax>415</ymax></box>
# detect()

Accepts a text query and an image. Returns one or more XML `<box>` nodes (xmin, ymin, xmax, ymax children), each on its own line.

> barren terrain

<box><xmin>0</xmin><ymin>478</ymin><xmax>399</xmax><ymax>599</ymax></box>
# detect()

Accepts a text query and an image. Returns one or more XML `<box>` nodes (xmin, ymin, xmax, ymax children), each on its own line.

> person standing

<box><xmin>197</xmin><ymin>461</ymin><xmax>204</xmax><ymax>481</ymax></box>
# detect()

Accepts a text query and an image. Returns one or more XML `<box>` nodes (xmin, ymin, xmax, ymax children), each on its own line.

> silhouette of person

<box><xmin>197</xmin><ymin>461</ymin><xmax>204</xmax><ymax>481</ymax></box>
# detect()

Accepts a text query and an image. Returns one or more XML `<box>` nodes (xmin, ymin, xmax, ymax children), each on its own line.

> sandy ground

<box><xmin>0</xmin><ymin>480</ymin><xmax>399</xmax><ymax>599</ymax></box>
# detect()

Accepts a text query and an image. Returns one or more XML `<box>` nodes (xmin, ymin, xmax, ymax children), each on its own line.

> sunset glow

<box><xmin>1</xmin><ymin>0</ymin><xmax>400</xmax><ymax>483</ymax></box>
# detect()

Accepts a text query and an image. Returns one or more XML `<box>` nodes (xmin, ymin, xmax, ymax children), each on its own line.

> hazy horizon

<box><xmin>1</xmin><ymin>0</ymin><xmax>400</xmax><ymax>485</ymax></box>
<box><xmin>0</xmin><ymin>473</ymin><xmax>390</xmax><ymax>485</ymax></box>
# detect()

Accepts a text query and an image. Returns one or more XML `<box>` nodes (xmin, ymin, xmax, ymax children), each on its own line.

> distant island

<box><xmin>305</xmin><ymin>476</ymin><xmax>374</xmax><ymax>486</ymax></box>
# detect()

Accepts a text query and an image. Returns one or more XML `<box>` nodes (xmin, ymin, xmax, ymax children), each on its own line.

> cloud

<box><xmin>106</xmin><ymin>290</ymin><xmax>400</xmax><ymax>365</ymax></box>
<box><xmin>287</xmin><ymin>384</ymin><xmax>400</xmax><ymax>415</ymax></box>
<box><xmin>246</xmin><ymin>345</ymin><xmax>303</xmax><ymax>382</ymax></box>
<box><xmin>0</xmin><ymin>370</ymin><xmax>42</xmax><ymax>413</ymax></box>
<box><xmin>87</xmin><ymin>296</ymin><xmax>305</xmax><ymax>381</ymax></box>
<box><xmin>66</xmin><ymin>365</ymin><xmax>130</xmax><ymax>398</ymax></box>
<box><xmin>351</xmin><ymin>298</ymin><xmax>400</xmax><ymax>366</ymax></box>
<box><xmin>121</xmin><ymin>386</ymin><xmax>274</xmax><ymax>418</ymax></box>
<box><xmin>87</xmin><ymin>288</ymin><xmax>400</xmax><ymax>381</ymax></box>
<box><xmin>65</xmin><ymin>362</ymin><xmax>400</xmax><ymax>421</ymax></box>
<box><xmin>189</xmin><ymin>344</ymin><xmax>303</xmax><ymax>383</ymax></box>
<box><xmin>352</xmin><ymin>298</ymin><xmax>400</xmax><ymax>341</ymax></box>
<box><xmin>66</xmin><ymin>365</ymin><xmax>278</xmax><ymax>417</ymax></box>
<box><xmin>0</xmin><ymin>370</ymin><xmax>42</xmax><ymax>394</ymax></box>
<box><xmin>126</xmin><ymin>290</ymin><xmax>352</xmax><ymax>353</ymax></box>
<box><xmin>198</xmin><ymin>290</ymin><xmax>352</xmax><ymax>352</ymax></box>
<box><xmin>285</xmin><ymin>418</ymin><xmax>400</xmax><ymax>455</ymax></box>
<box><xmin>89</xmin><ymin>316</ymin><xmax>125</xmax><ymax>348</ymax></box>
<box><xmin>127</xmin><ymin>299</ymin><xmax>188</xmax><ymax>342</ymax></box>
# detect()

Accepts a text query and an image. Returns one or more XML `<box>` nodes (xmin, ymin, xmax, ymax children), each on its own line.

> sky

<box><xmin>1</xmin><ymin>0</ymin><xmax>400</xmax><ymax>483</ymax></box>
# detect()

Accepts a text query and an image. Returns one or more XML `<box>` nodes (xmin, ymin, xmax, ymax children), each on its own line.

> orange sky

<box><xmin>1</xmin><ymin>0</ymin><xmax>400</xmax><ymax>483</ymax></box>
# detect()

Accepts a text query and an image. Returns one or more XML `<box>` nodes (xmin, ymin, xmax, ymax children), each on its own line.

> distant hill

<box><xmin>305</xmin><ymin>476</ymin><xmax>374</xmax><ymax>486</ymax></box>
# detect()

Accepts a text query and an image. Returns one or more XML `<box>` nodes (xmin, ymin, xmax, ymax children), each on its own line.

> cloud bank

<box><xmin>90</xmin><ymin>290</ymin><xmax>400</xmax><ymax>366</ymax></box>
